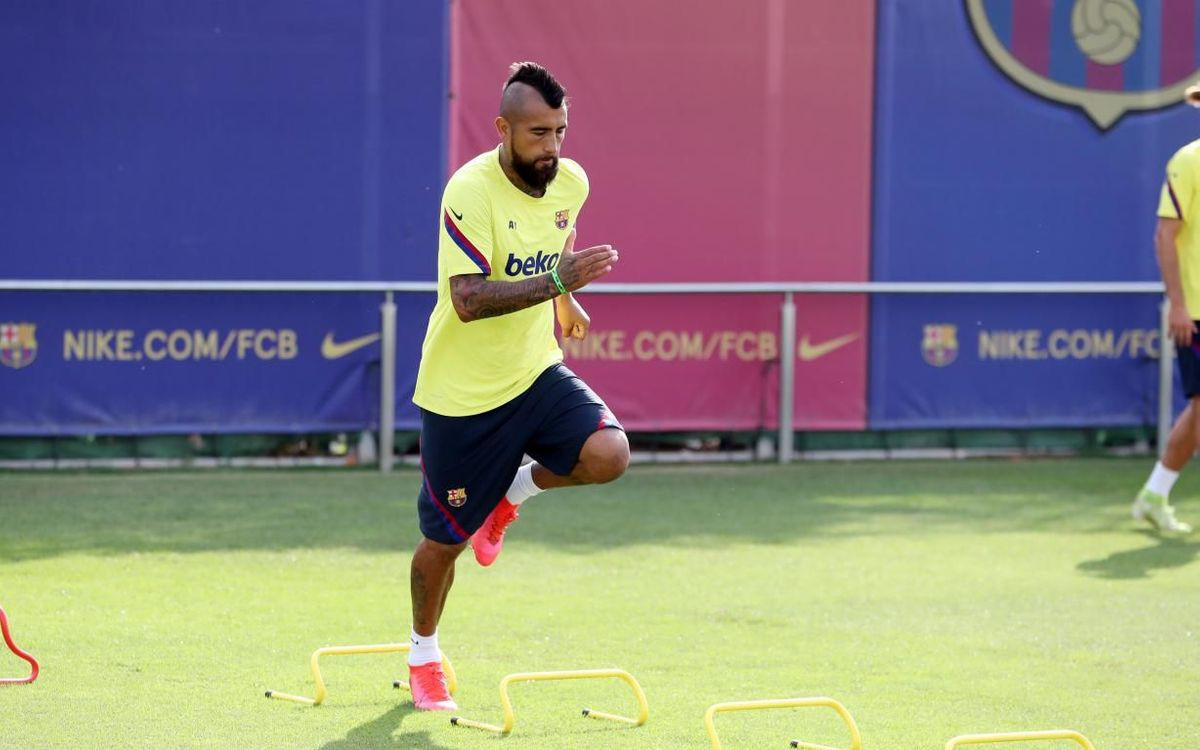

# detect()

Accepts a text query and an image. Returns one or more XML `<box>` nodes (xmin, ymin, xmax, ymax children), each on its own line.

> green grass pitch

<box><xmin>0</xmin><ymin>458</ymin><xmax>1197</xmax><ymax>748</ymax></box>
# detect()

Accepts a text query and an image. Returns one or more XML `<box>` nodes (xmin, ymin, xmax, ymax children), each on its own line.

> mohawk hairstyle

<box><xmin>504</xmin><ymin>61</ymin><xmax>567</xmax><ymax>109</ymax></box>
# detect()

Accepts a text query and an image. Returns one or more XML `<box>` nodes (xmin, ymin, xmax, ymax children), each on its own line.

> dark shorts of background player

<box><xmin>1177</xmin><ymin>322</ymin><xmax>1200</xmax><ymax>398</ymax></box>
<box><xmin>417</xmin><ymin>363</ymin><xmax>623</xmax><ymax>545</ymax></box>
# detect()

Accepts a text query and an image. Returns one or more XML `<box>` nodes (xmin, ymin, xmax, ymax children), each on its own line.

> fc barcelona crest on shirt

<box><xmin>922</xmin><ymin>324</ymin><xmax>959</xmax><ymax>367</ymax></box>
<box><xmin>0</xmin><ymin>322</ymin><xmax>37</xmax><ymax>369</ymax></box>
<box><xmin>555</xmin><ymin>209</ymin><xmax>570</xmax><ymax>230</ymax></box>
<box><xmin>966</xmin><ymin>0</ymin><xmax>1200</xmax><ymax>129</ymax></box>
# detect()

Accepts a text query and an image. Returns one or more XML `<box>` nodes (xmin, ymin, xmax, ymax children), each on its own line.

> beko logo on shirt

<box><xmin>504</xmin><ymin>251</ymin><xmax>560</xmax><ymax>277</ymax></box>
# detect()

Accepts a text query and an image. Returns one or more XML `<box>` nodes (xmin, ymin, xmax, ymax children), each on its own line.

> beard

<box><xmin>511</xmin><ymin>150</ymin><xmax>559</xmax><ymax>192</ymax></box>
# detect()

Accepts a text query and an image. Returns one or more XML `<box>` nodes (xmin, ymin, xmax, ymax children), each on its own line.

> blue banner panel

<box><xmin>870</xmin><ymin>1</ymin><xmax>1197</xmax><ymax>428</ymax></box>
<box><xmin>0</xmin><ymin>0</ymin><xmax>446</xmax><ymax>282</ymax></box>
<box><xmin>0</xmin><ymin>292</ymin><xmax>432</xmax><ymax>435</ymax></box>
<box><xmin>0</xmin><ymin>1</ymin><xmax>444</xmax><ymax>435</ymax></box>
<box><xmin>870</xmin><ymin>295</ymin><xmax>1167</xmax><ymax>428</ymax></box>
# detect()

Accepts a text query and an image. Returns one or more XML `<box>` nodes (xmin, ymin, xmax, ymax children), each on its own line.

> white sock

<box><xmin>1146</xmin><ymin>462</ymin><xmax>1180</xmax><ymax>498</ymax></box>
<box><xmin>408</xmin><ymin>628</ymin><xmax>440</xmax><ymax>666</ymax></box>
<box><xmin>505</xmin><ymin>462</ymin><xmax>544</xmax><ymax>506</ymax></box>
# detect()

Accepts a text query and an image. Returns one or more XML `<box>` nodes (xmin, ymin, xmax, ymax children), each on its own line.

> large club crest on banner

<box><xmin>966</xmin><ymin>0</ymin><xmax>1200</xmax><ymax>129</ymax></box>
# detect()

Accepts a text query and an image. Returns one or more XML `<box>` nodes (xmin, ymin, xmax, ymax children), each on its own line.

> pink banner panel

<box><xmin>561</xmin><ymin>295</ymin><xmax>780</xmax><ymax>431</ymax></box>
<box><xmin>452</xmin><ymin>0</ymin><xmax>874</xmax><ymax>431</ymax></box>
<box><xmin>561</xmin><ymin>294</ymin><xmax>866</xmax><ymax>431</ymax></box>
<box><xmin>792</xmin><ymin>294</ymin><xmax>868</xmax><ymax>430</ymax></box>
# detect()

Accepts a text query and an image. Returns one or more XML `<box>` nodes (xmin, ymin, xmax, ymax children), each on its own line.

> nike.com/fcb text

<box><xmin>564</xmin><ymin>330</ymin><xmax>780</xmax><ymax>362</ymax></box>
<box><xmin>562</xmin><ymin>330</ymin><xmax>866</xmax><ymax>362</ymax></box>
<box><xmin>976</xmin><ymin>328</ymin><xmax>1159</xmax><ymax>360</ymax></box>
<box><xmin>63</xmin><ymin>329</ymin><xmax>298</xmax><ymax>361</ymax></box>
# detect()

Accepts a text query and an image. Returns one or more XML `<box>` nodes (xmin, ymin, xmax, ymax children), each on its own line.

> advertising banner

<box><xmin>1</xmin><ymin>1</ymin><xmax>446</xmax><ymax>435</ymax></box>
<box><xmin>452</xmin><ymin>0</ymin><xmax>875</xmax><ymax>430</ymax></box>
<box><xmin>869</xmin><ymin>294</ymin><xmax>1165</xmax><ymax>428</ymax></box>
<box><xmin>869</xmin><ymin>1</ymin><xmax>1197</xmax><ymax>428</ymax></box>
<box><xmin>560</xmin><ymin>293</ymin><xmax>867</xmax><ymax>431</ymax></box>
<box><xmin>0</xmin><ymin>292</ymin><xmax>433</xmax><ymax>435</ymax></box>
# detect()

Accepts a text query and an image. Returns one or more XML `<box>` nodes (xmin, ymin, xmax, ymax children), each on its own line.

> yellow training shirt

<box><xmin>1160</xmin><ymin>139</ymin><xmax>1200</xmax><ymax>318</ymax></box>
<box><xmin>413</xmin><ymin>146</ymin><xmax>590</xmax><ymax>416</ymax></box>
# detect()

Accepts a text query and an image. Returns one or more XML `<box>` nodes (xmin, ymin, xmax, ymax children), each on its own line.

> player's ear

<box><xmin>495</xmin><ymin>116</ymin><xmax>509</xmax><ymax>140</ymax></box>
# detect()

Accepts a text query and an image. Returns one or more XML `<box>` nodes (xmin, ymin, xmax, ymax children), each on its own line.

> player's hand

<box><xmin>1169</xmin><ymin>302</ymin><xmax>1194</xmax><ymax>347</ymax></box>
<box><xmin>554</xmin><ymin>228</ymin><xmax>618</xmax><ymax>292</ymax></box>
<box><xmin>555</xmin><ymin>294</ymin><xmax>591</xmax><ymax>340</ymax></box>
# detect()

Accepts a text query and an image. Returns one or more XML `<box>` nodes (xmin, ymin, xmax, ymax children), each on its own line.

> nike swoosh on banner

<box><xmin>797</xmin><ymin>332</ymin><xmax>860</xmax><ymax>361</ymax></box>
<box><xmin>321</xmin><ymin>332</ymin><xmax>381</xmax><ymax>359</ymax></box>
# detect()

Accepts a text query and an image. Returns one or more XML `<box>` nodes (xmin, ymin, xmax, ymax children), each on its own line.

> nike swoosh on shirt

<box><xmin>321</xmin><ymin>332</ymin><xmax>381</xmax><ymax>360</ymax></box>
<box><xmin>798</xmin><ymin>332</ymin><xmax>860</xmax><ymax>361</ymax></box>
<box><xmin>449</xmin><ymin>206</ymin><xmax>464</xmax><ymax>221</ymax></box>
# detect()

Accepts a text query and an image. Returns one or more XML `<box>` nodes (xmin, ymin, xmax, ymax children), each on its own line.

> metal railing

<box><xmin>0</xmin><ymin>280</ymin><xmax>1170</xmax><ymax>469</ymax></box>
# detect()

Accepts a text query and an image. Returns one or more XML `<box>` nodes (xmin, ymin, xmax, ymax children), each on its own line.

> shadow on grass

<box><xmin>1076</xmin><ymin>530</ymin><xmax>1200</xmax><ymax>580</ymax></box>
<box><xmin>0</xmin><ymin>457</ymin><xmax>1162</xmax><ymax>561</ymax></box>
<box><xmin>319</xmin><ymin>704</ymin><xmax>457</xmax><ymax>750</ymax></box>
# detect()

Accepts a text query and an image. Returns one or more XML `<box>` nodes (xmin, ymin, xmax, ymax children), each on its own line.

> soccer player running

<box><xmin>1133</xmin><ymin>114</ymin><xmax>1200</xmax><ymax>535</ymax></box>
<box><xmin>403</xmin><ymin>62</ymin><xmax>629</xmax><ymax>710</ymax></box>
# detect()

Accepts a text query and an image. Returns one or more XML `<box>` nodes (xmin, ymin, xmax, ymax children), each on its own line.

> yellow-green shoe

<box><xmin>1132</xmin><ymin>489</ymin><xmax>1193</xmax><ymax>533</ymax></box>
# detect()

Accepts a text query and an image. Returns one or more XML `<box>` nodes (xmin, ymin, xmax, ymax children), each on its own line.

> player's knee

<box><xmin>416</xmin><ymin>537</ymin><xmax>468</xmax><ymax>561</ymax></box>
<box><xmin>580</xmin><ymin>430</ymin><xmax>629</xmax><ymax>484</ymax></box>
<box><xmin>1188</xmin><ymin>397</ymin><xmax>1200</xmax><ymax>426</ymax></box>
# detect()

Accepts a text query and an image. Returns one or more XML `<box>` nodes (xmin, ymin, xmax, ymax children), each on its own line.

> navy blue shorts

<box><xmin>1177</xmin><ymin>322</ymin><xmax>1200</xmax><ymax>398</ymax></box>
<box><xmin>416</xmin><ymin>363</ymin><xmax>622</xmax><ymax>544</ymax></box>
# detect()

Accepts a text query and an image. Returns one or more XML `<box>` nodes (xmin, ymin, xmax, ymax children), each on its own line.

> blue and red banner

<box><xmin>966</xmin><ymin>0</ymin><xmax>1200</xmax><ymax>127</ymax></box>
<box><xmin>985</xmin><ymin>0</ymin><xmax>1199</xmax><ymax>90</ymax></box>
<box><xmin>4</xmin><ymin>0</ymin><xmax>1199</xmax><ymax>435</ymax></box>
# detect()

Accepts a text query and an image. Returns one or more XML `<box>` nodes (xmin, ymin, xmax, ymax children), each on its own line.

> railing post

<box><xmin>1159</xmin><ymin>296</ymin><xmax>1174</xmax><ymax>458</ymax></box>
<box><xmin>779</xmin><ymin>292</ymin><xmax>796</xmax><ymax>464</ymax></box>
<box><xmin>379</xmin><ymin>291</ymin><xmax>396</xmax><ymax>473</ymax></box>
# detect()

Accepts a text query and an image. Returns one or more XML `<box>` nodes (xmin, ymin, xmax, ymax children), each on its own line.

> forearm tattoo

<box><xmin>450</xmin><ymin>274</ymin><xmax>558</xmax><ymax>321</ymax></box>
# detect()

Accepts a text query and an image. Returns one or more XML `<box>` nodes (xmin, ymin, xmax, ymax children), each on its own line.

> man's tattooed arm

<box><xmin>449</xmin><ymin>273</ymin><xmax>559</xmax><ymax>322</ymax></box>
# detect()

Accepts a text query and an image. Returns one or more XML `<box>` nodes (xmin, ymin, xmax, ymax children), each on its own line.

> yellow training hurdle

<box><xmin>703</xmin><ymin>697</ymin><xmax>862</xmax><ymax>750</ymax></box>
<box><xmin>262</xmin><ymin>647</ymin><xmax>1094</xmax><ymax>750</ymax></box>
<box><xmin>945</xmin><ymin>730</ymin><xmax>1096</xmax><ymax>750</ymax></box>
<box><xmin>265</xmin><ymin>643</ymin><xmax>456</xmax><ymax>706</ymax></box>
<box><xmin>450</xmin><ymin>668</ymin><xmax>649</xmax><ymax>735</ymax></box>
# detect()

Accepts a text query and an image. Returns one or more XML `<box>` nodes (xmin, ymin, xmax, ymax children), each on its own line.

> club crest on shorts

<box><xmin>0</xmin><ymin>322</ymin><xmax>38</xmax><ymax>369</ymax></box>
<box><xmin>555</xmin><ymin>210</ymin><xmax>570</xmax><ymax>230</ymax></box>
<box><xmin>965</xmin><ymin>0</ymin><xmax>1200</xmax><ymax>130</ymax></box>
<box><xmin>922</xmin><ymin>323</ymin><xmax>958</xmax><ymax>367</ymax></box>
<box><xmin>446</xmin><ymin>487</ymin><xmax>468</xmax><ymax>507</ymax></box>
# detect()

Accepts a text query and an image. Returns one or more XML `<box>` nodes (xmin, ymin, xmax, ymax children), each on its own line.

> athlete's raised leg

<box><xmin>532</xmin><ymin>427</ymin><xmax>630</xmax><ymax>488</ymax></box>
